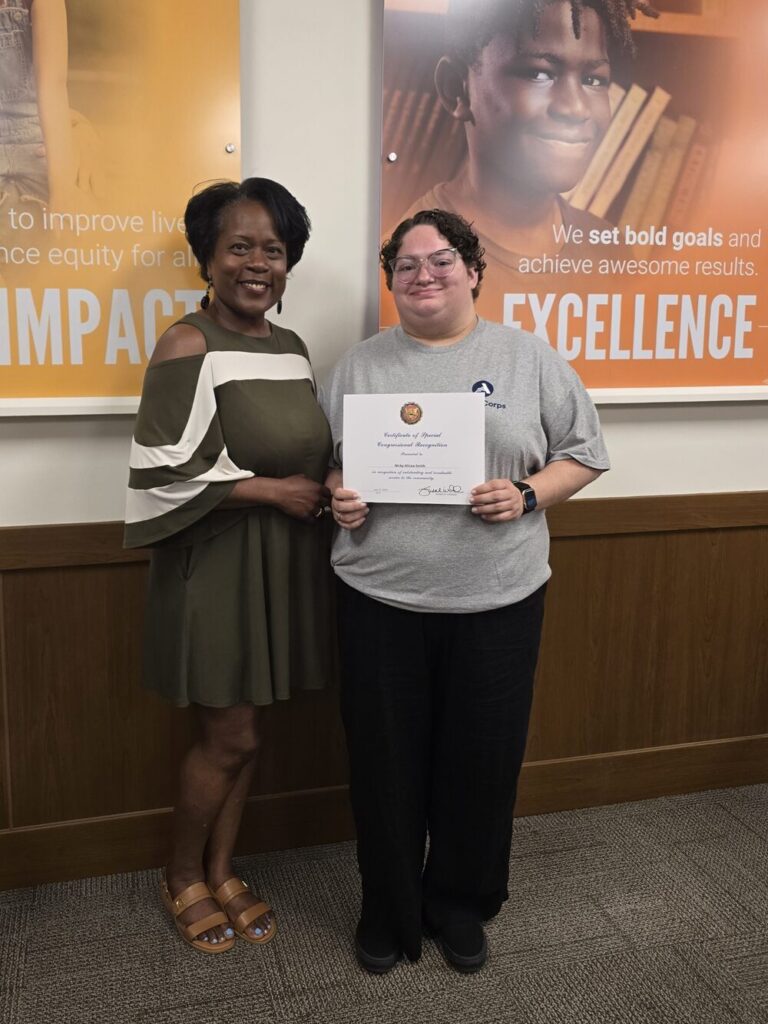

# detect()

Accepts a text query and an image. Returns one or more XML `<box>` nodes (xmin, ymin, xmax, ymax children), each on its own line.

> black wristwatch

<box><xmin>512</xmin><ymin>480</ymin><xmax>537</xmax><ymax>514</ymax></box>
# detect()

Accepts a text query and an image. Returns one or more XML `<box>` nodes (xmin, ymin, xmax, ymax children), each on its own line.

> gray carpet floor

<box><xmin>2</xmin><ymin>784</ymin><xmax>768</xmax><ymax>1023</ymax></box>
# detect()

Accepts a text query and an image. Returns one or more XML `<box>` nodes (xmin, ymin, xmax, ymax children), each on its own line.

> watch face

<box><xmin>513</xmin><ymin>481</ymin><xmax>537</xmax><ymax>512</ymax></box>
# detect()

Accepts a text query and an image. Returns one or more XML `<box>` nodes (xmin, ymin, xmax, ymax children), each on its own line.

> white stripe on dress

<box><xmin>129</xmin><ymin>350</ymin><xmax>312</xmax><ymax>471</ymax></box>
<box><xmin>125</xmin><ymin>449</ymin><xmax>254</xmax><ymax>524</ymax></box>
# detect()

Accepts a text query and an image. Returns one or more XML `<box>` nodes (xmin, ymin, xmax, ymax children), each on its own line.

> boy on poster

<box><xmin>390</xmin><ymin>0</ymin><xmax>654</xmax><ymax>294</ymax></box>
<box><xmin>381</xmin><ymin>0</ymin><xmax>768</xmax><ymax>393</ymax></box>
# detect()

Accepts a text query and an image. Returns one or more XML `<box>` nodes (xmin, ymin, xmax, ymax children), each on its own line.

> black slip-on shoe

<box><xmin>354</xmin><ymin>922</ymin><xmax>401</xmax><ymax>974</ymax></box>
<box><xmin>426</xmin><ymin>919</ymin><xmax>488</xmax><ymax>973</ymax></box>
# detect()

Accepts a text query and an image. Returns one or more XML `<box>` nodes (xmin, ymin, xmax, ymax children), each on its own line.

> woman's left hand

<box><xmin>469</xmin><ymin>479</ymin><xmax>524</xmax><ymax>523</ymax></box>
<box><xmin>331</xmin><ymin>487</ymin><xmax>369</xmax><ymax>530</ymax></box>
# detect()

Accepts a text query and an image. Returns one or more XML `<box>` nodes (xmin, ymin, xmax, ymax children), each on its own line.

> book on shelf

<box><xmin>652</xmin><ymin>1</ymin><xmax>726</xmax><ymax>16</ymax></box>
<box><xmin>561</xmin><ymin>83</ymin><xmax>624</xmax><ymax>203</ymax></box>
<box><xmin>607</xmin><ymin>82</ymin><xmax>627</xmax><ymax>116</ymax></box>
<box><xmin>568</xmin><ymin>83</ymin><xmax>647</xmax><ymax>210</ymax></box>
<box><xmin>392</xmin><ymin>89</ymin><xmax>420</xmax><ymax>156</ymax></box>
<box><xmin>618</xmin><ymin>115</ymin><xmax>677</xmax><ymax>230</ymax></box>
<box><xmin>382</xmin><ymin>88</ymin><xmax>403</xmax><ymax>150</ymax></box>
<box><xmin>651</xmin><ymin>0</ymin><xmax>712</xmax><ymax>13</ymax></box>
<box><xmin>400</xmin><ymin>88</ymin><xmax>433</xmax><ymax>164</ymax></box>
<box><xmin>665</xmin><ymin>124</ymin><xmax>713</xmax><ymax>231</ymax></box>
<box><xmin>412</xmin><ymin>94</ymin><xmax>445</xmax><ymax>168</ymax></box>
<box><xmin>589</xmin><ymin>85</ymin><xmax>672</xmax><ymax>219</ymax></box>
<box><xmin>383</xmin><ymin>57</ymin><xmax>421</xmax><ymax>157</ymax></box>
<box><xmin>634</xmin><ymin>114</ymin><xmax>697</xmax><ymax>256</ymax></box>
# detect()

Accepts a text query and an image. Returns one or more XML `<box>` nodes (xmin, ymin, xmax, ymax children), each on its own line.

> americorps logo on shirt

<box><xmin>471</xmin><ymin>380</ymin><xmax>506</xmax><ymax>410</ymax></box>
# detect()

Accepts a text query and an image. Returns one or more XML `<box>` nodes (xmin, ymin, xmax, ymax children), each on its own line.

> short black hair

<box><xmin>380</xmin><ymin>209</ymin><xmax>487</xmax><ymax>299</ymax></box>
<box><xmin>445</xmin><ymin>0</ymin><xmax>658</xmax><ymax>67</ymax></box>
<box><xmin>184</xmin><ymin>177</ymin><xmax>311</xmax><ymax>281</ymax></box>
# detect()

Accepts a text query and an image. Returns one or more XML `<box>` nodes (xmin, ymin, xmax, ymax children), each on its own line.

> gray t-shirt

<box><xmin>319</xmin><ymin>318</ymin><xmax>609</xmax><ymax>613</ymax></box>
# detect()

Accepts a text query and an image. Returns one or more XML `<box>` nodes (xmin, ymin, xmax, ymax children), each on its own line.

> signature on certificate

<box><xmin>418</xmin><ymin>484</ymin><xmax>463</xmax><ymax>497</ymax></box>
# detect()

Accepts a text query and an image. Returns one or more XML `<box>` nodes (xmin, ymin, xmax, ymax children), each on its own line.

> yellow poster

<box><xmin>381</xmin><ymin>0</ymin><xmax>768</xmax><ymax>398</ymax></box>
<box><xmin>0</xmin><ymin>0</ymin><xmax>240</xmax><ymax>409</ymax></box>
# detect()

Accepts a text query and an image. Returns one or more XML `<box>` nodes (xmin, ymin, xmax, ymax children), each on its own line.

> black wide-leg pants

<box><xmin>337</xmin><ymin>578</ymin><xmax>547</xmax><ymax>961</ymax></box>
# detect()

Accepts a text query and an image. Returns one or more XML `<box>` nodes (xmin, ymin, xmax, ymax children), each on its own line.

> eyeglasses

<box><xmin>389</xmin><ymin>247</ymin><xmax>458</xmax><ymax>283</ymax></box>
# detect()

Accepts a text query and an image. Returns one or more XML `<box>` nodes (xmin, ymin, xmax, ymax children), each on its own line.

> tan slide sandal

<box><xmin>160</xmin><ymin>874</ymin><xmax>235</xmax><ymax>954</ymax></box>
<box><xmin>213</xmin><ymin>877</ymin><xmax>277</xmax><ymax>945</ymax></box>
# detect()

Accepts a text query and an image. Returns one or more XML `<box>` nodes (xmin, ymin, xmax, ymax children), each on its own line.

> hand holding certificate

<box><xmin>342</xmin><ymin>393</ymin><xmax>485</xmax><ymax>504</ymax></box>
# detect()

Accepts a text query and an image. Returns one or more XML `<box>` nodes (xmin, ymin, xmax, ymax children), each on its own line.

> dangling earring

<box><xmin>200</xmin><ymin>279</ymin><xmax>212</xmax><ymax>310</ymax></box>
<box><xmin>276</xmin><ymin>298</ymin><xmax>283</xmax><ymax>315</ymax></box>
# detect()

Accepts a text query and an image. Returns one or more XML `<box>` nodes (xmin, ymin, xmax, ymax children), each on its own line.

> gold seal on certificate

<box><xmin>343</xmin><ymin>393</ymin><xmax>485</xmax><ymax>504</ymax></box>
<box><xmin>400</xmin><ymin>402</ymin><xmax>423</xmax><ymax>425</ymax></box>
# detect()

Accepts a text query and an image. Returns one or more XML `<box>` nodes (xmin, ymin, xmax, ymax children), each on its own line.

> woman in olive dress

<box><xmin>125</xmin><ymin>178</ymin><xmax>334</xmax><ymax>953</ymax></box>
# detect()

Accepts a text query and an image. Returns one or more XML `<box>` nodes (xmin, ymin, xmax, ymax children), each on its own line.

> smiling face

<box><xmin>391</xmin><ymin>224</ymin><xmax>478</xmax><ymax>335</ymax></box>
<box><xmin>464</xmin><ymin>1</ymin><xmax>611</xmax><ymax>195</ymax></box>
<box><xmin>207</xmin><ymin>200</ymin><xmax>287</xmax><ymax>333</ymax></box>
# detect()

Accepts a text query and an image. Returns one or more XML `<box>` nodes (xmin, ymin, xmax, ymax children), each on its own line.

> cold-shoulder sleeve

<box><xmin>124</xmin><ymin>354</ymin><xmax>254</xmax><ymax>548</ymax></box>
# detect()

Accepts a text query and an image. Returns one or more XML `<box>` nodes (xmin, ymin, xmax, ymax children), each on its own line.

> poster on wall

<box><xmin>0</xmin><ymin>0</ymin><xmax>240</xmax><ymax>414</ymax></box>
<box><xmin>380</xmin><ymin>0</ymin><xmax>768</xmax><ymax>400</ymax></box>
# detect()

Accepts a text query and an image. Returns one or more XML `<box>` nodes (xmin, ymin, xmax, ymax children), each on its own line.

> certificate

<box><xmin>342</xmin><ymin>393</ymin><xmax>485</xmax><ymax>504</ymax></box>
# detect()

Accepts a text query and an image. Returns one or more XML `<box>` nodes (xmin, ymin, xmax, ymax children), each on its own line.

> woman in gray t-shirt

<box><xmin>320</xmin><ymin>209</ymin><xmax>608</xmax><ymax>974</ymax></box>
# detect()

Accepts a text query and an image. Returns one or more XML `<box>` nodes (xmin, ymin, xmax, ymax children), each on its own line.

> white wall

<box><xmin>0</xmin><ymin>0</ymin><xmax>765</xmax><ymax>527</ymax></box>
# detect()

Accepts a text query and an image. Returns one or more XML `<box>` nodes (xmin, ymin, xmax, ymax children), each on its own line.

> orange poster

<box><xmin>0</xmin><ymin>0</ymin><xmax>240</xmax><ymax>411</ymax></box>
<box><xmin>380</xmin><ymin>0</ymin><xmax>768</xmax><ymax>398</ymax></box>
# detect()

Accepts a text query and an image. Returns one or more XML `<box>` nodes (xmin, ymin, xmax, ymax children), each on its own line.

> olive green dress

<box><xmin>124</xmin><ymin>313</ymin><xmax>335</xmax><ymax>706</ymax></box>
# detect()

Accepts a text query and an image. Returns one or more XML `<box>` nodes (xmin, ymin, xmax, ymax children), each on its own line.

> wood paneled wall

<box><xmin>1</xmin><ymin>492</ymin><xmax>766</xmax><ymax>888</ymax></box>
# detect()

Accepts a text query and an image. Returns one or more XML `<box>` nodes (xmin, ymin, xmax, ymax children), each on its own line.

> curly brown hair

<box><xmin>380</xmin><ymin>209</ymin><xmax>487</xmax><ymax>299</ymax></box>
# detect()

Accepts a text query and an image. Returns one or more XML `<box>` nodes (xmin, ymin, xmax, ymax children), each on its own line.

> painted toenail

<box><xmin>201</xmin><ymin>935</ymin><xmax>209</xmax><ymax>942</ymax></box>
<box><xmin>225</xmin><ymin>928</ymin><xmax>234</xmax><ymax>938</ymax></box>
<box><xmin>211</xmin><ymin>937</ymin><xmax>218</xmax><ymax>944</ymax></box>
<box><xmin>253</xmin><ymin>927</ymin><xmax>263</xmax><ymax>936</ymax></box>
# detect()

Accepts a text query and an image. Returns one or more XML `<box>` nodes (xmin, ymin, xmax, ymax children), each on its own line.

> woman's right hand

<box><xmin>331</xmin><ymin>487</ymin><xmax>369</xmax><ymax>530</ymax></box>
<box><xmin>272</xmin><ymin>475</ymin><xmax>331</xmax><ymax>522</ymax></box>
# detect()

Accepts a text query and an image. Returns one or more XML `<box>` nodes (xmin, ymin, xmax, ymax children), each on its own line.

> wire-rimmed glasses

<box><xmin>389</xmin><ymin>247</ymin><xmax>458</xmax><ymax>284</ymax></box>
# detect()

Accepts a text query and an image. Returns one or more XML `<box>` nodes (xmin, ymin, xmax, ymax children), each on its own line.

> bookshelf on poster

<box><xmin>0</xmin><ymin>0</ymin><xmax>240</xmax><ymax>404</ymax></box>
<box><xmin>380</xmin><ymin>0</ymin><xmax>767</xmax><ymax>391</ymax></box>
